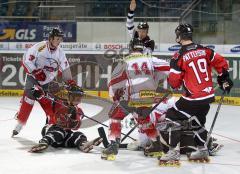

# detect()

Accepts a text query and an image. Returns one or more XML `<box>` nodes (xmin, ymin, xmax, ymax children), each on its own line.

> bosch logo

<box><xmin>230</xmin><ymin>46</ymin><xmax>240</xmax><ymax>53</ymax></box>
<box><xmin>104</xmin><ymin>44</ymin><xmax>123</xmax><ymax>50</ymax></box>
<box><xmin>168</xmin><ymin>45</ymin><xmax>181</xmax><ymax>51</ymax></box>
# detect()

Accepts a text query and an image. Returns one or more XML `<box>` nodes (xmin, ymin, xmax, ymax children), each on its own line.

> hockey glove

<box><xmin>113</xmin><ymin>88</ymin><xmax>125</xmax><ymax>101</ymax></box>
<box><xmin>217</xmin><ymin>69</ymin><xmax>233</xmax><ymax>94</ymax></box>
<box><xmin>31</xmin><ymin>85</ymin><xmax>45</xmax><ymax>99</ymax></box>
<box><xmin>32</xmin><ymin>69</ymin><xmax>46</xmax><ymax>81</ymax></box>
<box><xmin>67</xmin><ymin>79</ymin><xmax>77</xmax><ymax>87</ymax></box>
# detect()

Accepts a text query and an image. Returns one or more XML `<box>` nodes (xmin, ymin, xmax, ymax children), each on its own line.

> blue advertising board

<box><xmin>0</xmin><ymin>22</ymin><xmax>76</xmax><ymax>42</ymax></box>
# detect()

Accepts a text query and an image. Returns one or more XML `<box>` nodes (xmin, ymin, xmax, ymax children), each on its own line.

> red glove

<box><xmin>67</xmin><ymin>79</ymin><xmax>77</xmax><ymax>86</ymax></box>
<box><xmin>32</xmin><ymin>69</ymin><xmax>46</xmax><ymax>81</ymax></box>
<box><xmin>113</xmin><ymin>88</ymin><xmax>125</xmax><ymax>101</ymax></box>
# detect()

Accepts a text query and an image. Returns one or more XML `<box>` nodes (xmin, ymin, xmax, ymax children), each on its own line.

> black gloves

<box><xmin>217</xmin><ymin>69</ymin><xmax>233</xmax><ymax>94</ymax></box>
<box><xmin>31</xmin><ymin>85</ymin><xmax>44</xmax><ymax>99</ymax></box>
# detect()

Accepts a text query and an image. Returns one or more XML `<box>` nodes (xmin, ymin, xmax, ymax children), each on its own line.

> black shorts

<box><xmin>166</xmin><ymin>97</ymin><xmax>210</xmax><ymax>125</ymax></box>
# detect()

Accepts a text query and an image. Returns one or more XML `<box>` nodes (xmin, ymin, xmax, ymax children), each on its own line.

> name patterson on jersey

<box><xmin>183</xmin><ymin>50</ymin><xmax>206</xmax><ymax>62</ymax></box>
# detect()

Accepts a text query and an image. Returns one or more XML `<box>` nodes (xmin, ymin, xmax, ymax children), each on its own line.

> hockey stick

<box><xmin>98</xmin><ymin>91</ymin><xmax>172</xmax><ymax>148</ymax></box>
<box><xmin>98</xmin><ymin>127</ymin><xmax>128</xmax><ymax>148</ymax></box>
<box><xmin>205</xmin><ymin>91</ymin><xmax>225</xmax><ymax>147</ymax></box>
<box><xmin>120</xmin><ymin>91</ymin><xmax>172</xmax><ymax>143</ymax></box>
<box><xmin>48</xmin><ymin>80</ymin><xmax>171</xmax><ymax>143</ymax></box>
<box><xmin>82</xmin><ymin>114</ymin><xmax>136</xmax><ymax>141</ymax></box>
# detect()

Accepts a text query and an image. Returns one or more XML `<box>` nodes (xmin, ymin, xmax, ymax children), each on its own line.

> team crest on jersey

<box><xmin>202</xmin><ymin>87</ymin><xmax>212</xmax><ymax>93</ymax></box>
<box><xmin>43</xmin><ymin>58</ymin><xmax>59</xmax><ymax>72</ymax></box>
<box><xmin>38</xmin><ymin>45</ymin><xmax>46</xmax><ymax>52</ymax></box>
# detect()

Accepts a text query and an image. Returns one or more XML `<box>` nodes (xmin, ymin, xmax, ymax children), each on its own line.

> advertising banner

<box><xmin>0</xmin><ymin>22</ymin><xmax>76</xmax><ymax>42</ymax></box>
<box><xmin>1</xmin><ymin>42</ymin><xmax>240</xmax><ymax>56</ymax></box>
<box><xmin>0</xmin><ymin>53</ymin><xmax>239</xmax><ymax>95</ymax></box>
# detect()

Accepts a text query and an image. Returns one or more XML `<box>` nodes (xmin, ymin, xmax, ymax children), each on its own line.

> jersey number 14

<box><xmin>131</xmin><ymin>62</ymin><xmax>151</xmax><ymax>75</ymax></box>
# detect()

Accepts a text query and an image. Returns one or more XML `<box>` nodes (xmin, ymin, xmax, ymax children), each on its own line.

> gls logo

<box><xmin>0</xmin><ymin>28</ymin><xmax>36</xmax><ymax>40</ymax></box>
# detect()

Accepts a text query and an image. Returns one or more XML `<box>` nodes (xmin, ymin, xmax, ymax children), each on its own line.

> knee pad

<box><xmin>156</xmin><ymin>118</ymin><xmax>182</xmax><ymax>132</ymax></box>
<box><xmin>41</xmin><ymin>124</ymin><xmax>52</xmax><ymax>136</ymax></box>
<box><xmin>68</xmin><ymin>132</ymin><xmax>87</xmax><ymax>147</ymax></box>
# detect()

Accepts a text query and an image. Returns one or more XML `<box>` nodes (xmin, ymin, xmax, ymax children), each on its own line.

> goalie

<box><xmin>29</xmin><ymin>85</ymin><xmax>102</xmax><ymax>153</ymax></box>
<box><xmin>126</xmin><ymin>97</ymin><xmax>223</xmax><ymax>157</ymax></box>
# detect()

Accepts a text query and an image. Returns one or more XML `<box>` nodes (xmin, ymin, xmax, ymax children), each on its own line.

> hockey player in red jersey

<box><xmin>29</xmin><ymin>85</ymin><xmax>102</xmax><ymax>153</ymax></box>
<box><xmin>101</xmin><ymin>38</ymin><xmax>170</xmax><ymax>160</ymax></box>
<box><xmin>12</xmin><ymin>28</ymin><xmax>75</xmax><ymax>137</ymax></box>
<box><xmin>159</xmin><ymin>24</ymin><xmax>233</xmax><ymax>166</ymax></box>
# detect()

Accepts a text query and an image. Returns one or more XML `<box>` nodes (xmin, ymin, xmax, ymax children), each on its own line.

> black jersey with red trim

<box><xmin>168</xmin><ymin>43</ymin><xmax>229</xmax><ymax>104</ymax></box>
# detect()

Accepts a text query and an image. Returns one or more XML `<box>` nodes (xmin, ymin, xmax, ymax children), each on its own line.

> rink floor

<box><xmin>0</xmin><ymin>97</ymin><xmax>240</xmax><ymax>174</ymax></box>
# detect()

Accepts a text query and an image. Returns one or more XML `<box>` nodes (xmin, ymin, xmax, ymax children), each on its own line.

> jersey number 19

<box><xmin>188</xmin><ymin>58</ymin><xmax>209</xmax><ymax>84</ymax></box>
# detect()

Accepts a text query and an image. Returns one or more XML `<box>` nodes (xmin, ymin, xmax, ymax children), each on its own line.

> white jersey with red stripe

<box><xmin>130</xmin><ymin>97</ymin><xmax>176</xmax><ymax>147</ymax></box>
<box><xmin>109</xmin><ymin>53</ymin><xmax>170</xmax><ymax>102</ymax></box>
<box><xmin>22</xmin><ymin>41</ymin><xmax>70</xmax><ymax>85</ymax></box>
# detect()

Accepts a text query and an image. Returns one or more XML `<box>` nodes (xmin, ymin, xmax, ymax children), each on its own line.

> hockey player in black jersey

<box><xmin>126</xmin><ymin>0</ymin><xmax>155</xmax><ymax>54</ymax></box>
<box><xmin>29</xmin><ymin>85</ymin><xmax>102</xmax><ymax>153</ymax></box>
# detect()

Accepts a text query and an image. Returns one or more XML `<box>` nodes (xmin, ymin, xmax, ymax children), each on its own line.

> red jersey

<box><xmin>168</xmin><ymin>43</ymin><xmax>229</xmax><ymax>103</ymax></box>
<box><xmin>38</xmin><ymin>96</ymin><xmax>83</xmax><ymax>130</ymax></box>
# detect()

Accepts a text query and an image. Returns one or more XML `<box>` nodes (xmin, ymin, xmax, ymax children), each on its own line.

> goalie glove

<box><xmin>217</xmin><ymin>69</ymin><xmax>233</xmax><ymax>94</ymax></box>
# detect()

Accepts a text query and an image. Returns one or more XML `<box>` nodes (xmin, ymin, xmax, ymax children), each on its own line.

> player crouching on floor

<box><xmin>127</xmin><ymin>97</ymin><xmax>223</xmax><ymax>157</ymax></box>
<box><xmin>29</xmin><ymin>84</ymin><xmax>102</xmax><ymax>153</ymax></box>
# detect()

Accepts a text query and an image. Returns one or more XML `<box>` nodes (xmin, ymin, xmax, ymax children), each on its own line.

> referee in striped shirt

<box><xmin>126</xmin><ymin>0</ymin><xmax>155</xmax><ymax>54</ymax></box>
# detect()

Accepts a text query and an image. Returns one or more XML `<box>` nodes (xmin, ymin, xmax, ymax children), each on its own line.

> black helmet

<box><xmin>49</xmin><ymin>28</ymin><xmax>64</xmax><ymax>38</ymax></box>
<box><xmin>129</xmin><ymin>38</ymin><xmax>144</xmax><ymax>52</ymax></box>
<box><xmin>175</xmin><ymin>23</ymin><xmax>193</xmax><ymax>41</ymax></box>
<box><xmin>137</xmin><ymin>22</ymin><xmax>149</xmax><ymax>30</ymax></box>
